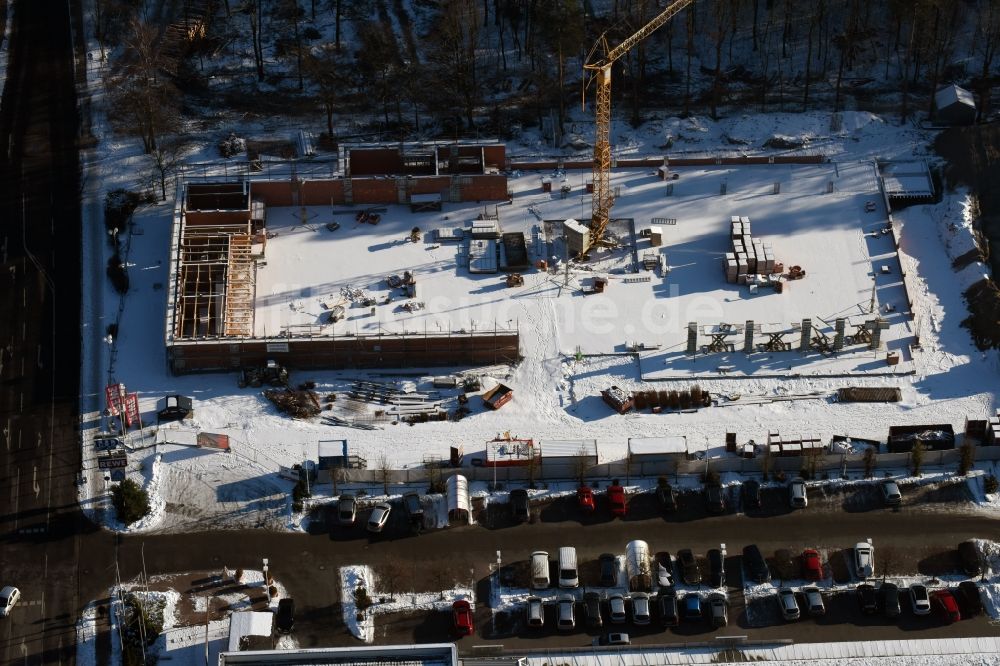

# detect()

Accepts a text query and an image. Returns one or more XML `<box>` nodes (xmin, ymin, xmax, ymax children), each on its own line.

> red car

<box><xmin>452</xmin><ymin>599</ymin><xmax>474</xmax><ymax>637</ymax></box>
<box><xmin>577</xmin><ymin>485</ymin><xmax>595</xmax><ymax>512</ymax></box>
<box><xmin>930</xmin><ymin>590</ymin><xmax>961</xmax><ymax>624</ymax></box>
<box><xmin>802</xmin><ymin>549</ymin><xmax>823</xmax><ymax>581</ymax></box>
<box><xmin>607</xmin><ymin>484</ymin><xmax>627</xmax><ymax>518</ymax></box>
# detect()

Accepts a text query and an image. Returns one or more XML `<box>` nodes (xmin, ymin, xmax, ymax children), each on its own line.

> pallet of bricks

<box><xmin>724</xmin><ymin>216</ymin><xmax>777</xmax><ymax>284</ymax></box>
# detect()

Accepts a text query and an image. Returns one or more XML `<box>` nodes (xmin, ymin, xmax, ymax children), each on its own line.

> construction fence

<box><xmin>304</xmin><ymin>445</ymin><xmax>1000</xmax><ymax>491</ymax></box>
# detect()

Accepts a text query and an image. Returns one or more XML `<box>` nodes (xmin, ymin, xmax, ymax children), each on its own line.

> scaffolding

<box><xmin>174</xmin><ymin>222</ymin><xmax>253</xmax><ymax>339</ymax></box>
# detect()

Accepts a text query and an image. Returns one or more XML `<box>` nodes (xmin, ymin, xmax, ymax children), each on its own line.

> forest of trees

<box><xmin>93</xmin><ymin>0</ymin><xmax>1000</xmax><ymax>153</ymax></box>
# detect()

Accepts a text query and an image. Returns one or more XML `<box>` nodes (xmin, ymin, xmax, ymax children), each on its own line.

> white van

<box><xmin>530</xmin><ymin>551</ymin><xmax>550</xmax><ymax>590</ymax></box>
<box><xmin>558</xmin><ymin>547</ymin><xmax>579</xmax><ymax>588</ymax></box>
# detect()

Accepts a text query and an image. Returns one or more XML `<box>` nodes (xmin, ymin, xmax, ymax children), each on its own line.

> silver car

<box><xmin>557</xmin><ymin>595</ymin><xmax>575</xmax><ymax>631</ymax></box>
<box><xmin>631</xmin><ymin>592</ymin><xmax>651</xmax><ymax>625</ymax></box>
<box><xmin>608</xmin><ymin>593</ymin><xmax>627</xmax><ymax>624</ymax></box>
<box><xmin>909</xmin><ymin>583</ymin><xmax>931</xmax><ymax>615</ymax></box>
<box><xmin>789</xmin><ymin>478</ymin><xmax>808</xmax><ymax>508</ymax></box>
<box><xmin>337</xmin><ymin>494</ymin><xmax>357</xmax><ymax>526</ymax></box>
<box><xmin>881</xmin><ymin>480</ymin><xmax>902</xmax><ymax>506</ymax></box>
<box><xmin>854</xmin><ymin>542</ymin><xmax>874</xmax><ymax>579</ymax></box>
<box><xmin>778</xmin><ymin>588</ymin><xmax>800</xmax><ymax>621</ymax></box>
<box><xmin>367</xmin><ymin>503</ymin><xmax>392</xmax><ymax>533</ymax></box>
<box><xmin>803</xmin><ymin>586</ymin><xmax>825</xmax><ymax>616</ymax></box>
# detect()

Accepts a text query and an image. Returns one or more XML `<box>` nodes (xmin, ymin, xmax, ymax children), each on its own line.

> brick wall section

<box><xmin>184</xmin><ymin>210</ymin><xmax>251</xmax><ymax>225</ymax></box>
<box><xmin>250</xmin><ymin>181</ymin><xmax>295</xmax><ymax>206</ymax></box>
<box><xmin>301</xmin><ymin>179</ymin><xmax>345</xmax><ymax>205</ymax></box>
<box><xmin>167</xmin><ymin>332</ymin><xmax>521</xmax><ymax>373</ymax></box>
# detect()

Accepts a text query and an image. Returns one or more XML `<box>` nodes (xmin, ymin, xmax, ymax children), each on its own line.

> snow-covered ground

<box><xmin>72</xmin><ymin>0</ymin><xmax>998</xmax><ymax>536</ymax></box>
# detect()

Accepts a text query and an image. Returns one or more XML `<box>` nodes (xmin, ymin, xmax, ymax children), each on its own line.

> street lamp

<box><xmin>262</xmin><ymin>558</ymin><xmax>270</xmax><ymax>605</ymax></box>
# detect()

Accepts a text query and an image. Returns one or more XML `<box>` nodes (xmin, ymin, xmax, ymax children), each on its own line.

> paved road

<box><xmin>0</xmin><ymin>0</ymin><xmax>85</xmax><ymax>663</ymax></box>
<box><xmin>91</xmin><ymin>505</ymin><xmax>1000</xmax><ymax>652</ymax></box>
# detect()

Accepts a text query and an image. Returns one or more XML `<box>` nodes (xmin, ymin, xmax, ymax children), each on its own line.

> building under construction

<box><xmin>164</xmin><ymin>144</ymin><xmax>518</xmax><ymax>374</ymax></box>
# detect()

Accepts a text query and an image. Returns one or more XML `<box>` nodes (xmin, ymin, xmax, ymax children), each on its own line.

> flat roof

<box><xmin>539</xmin><ymin>439</ymin><xmax>598</xmax><ymax>458</ymax></box>
<box><xmin>628</xmin><ymin>436</ymin><xmax>688</xmax><ymax>455</ymax></box>
<box><xmin>219</xmin><ymin>644</ymin><xmax>457</xmax><ymax>666</ymax></box>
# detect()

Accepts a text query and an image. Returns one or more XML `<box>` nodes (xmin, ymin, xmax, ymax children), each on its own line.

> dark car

<box><xmin>657</xmin><ymin>590</ymin><xmax>679</xmax><ymax>626</ymax></box>
<box><xmin>707</xmin><ymin>549</ymin><xmax>725</xmax><ymax>588</ymax></box>
<box><xmin>598</xmin><ymin>553</ymin><xmax>618</xmax><ymax>587</ymax></box>
<box><xmin>742</xmin><ymin>545</ymin><xmax>770</xmax><ymax>584</ymax></box>
<box><xmin>657</xmin><ymin>484</ymin><xmax>678</xmax><ymax>512</ymax></box>
<box><xmin>403</xmin><ymin>492</ymin><xmax>424</xmax><ymax>531</ymax></box>
<box><xmin>682</xmin><ymin>594</ymin><xmax>702</xmax><ymax>621</ymax></box>
<box><xmin>857</xmin><ymin>583</ymin><xmax>878</xmax><ymax>614</ymax></box>
<box><xmin>955</xmin><ymin>581</ymin><xmax>984</xmax><ymax>618</ymax></box>
<box><xmin>958</xmin><ymin>541</ymin><xmax>983</xmax><ymax>577</ymax></box>
<box><xmin>583</xmin><ymin>591</ymin><xmax>603</xmax><ymax>629</ymax></box>
<box><xmin>510</xmin><ymin>489</ymin><xmax>530</xmax><ymax>523</ymax></box>
<box><xmin>880</xmin><ymin>582</ymin><xmax>901</xmax><ymax>618</ymax></box>
<box><xmin>276</xmin><ymin>598</ymin><xmax>295</xmax><ymax>633</ymax></box>
<box><xmin>705</xmin><ymin>484</ymin><xmax>726</xmax><ymax>514</ymax></box>
<box><xmin>677</xmin><ymin>549</ymin><xmax>702</xmax><ymax>585</ymax></box>
<box><xmin>742</xmin><ymin>480</ymin><xmax>761</xmax><ymax>509</ymax></box>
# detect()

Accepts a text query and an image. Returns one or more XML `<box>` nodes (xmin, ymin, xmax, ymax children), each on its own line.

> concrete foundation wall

<box><xmin>168</xmin><ymin>331</ymin><xmax>520</xmax><ymax>374</ymax></box>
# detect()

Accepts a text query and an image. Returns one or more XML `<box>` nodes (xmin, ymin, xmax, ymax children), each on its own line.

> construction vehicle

<box><xmin>481</xmin><ymin>383</ymin><xmax>513</xmax><ymax>410</ymax></box>
<box><xmin>238</xmin><ymin>360</ymin><xmax>289</xmax><ymax>388</ymax></box>
<box><xmin>583</xmin><ymin>0</ymin><xmax>694</xmax><ymax>251</ymax></box>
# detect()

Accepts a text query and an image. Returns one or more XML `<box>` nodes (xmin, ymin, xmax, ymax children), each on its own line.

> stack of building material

<box><xmin>766</xmin><ymin>431</ymin><xmax>824</xmax><ymax>456</ymax></box>
<box><xmin>471</xmin><ymin>219</ymin><xmax>501</xmax><ymax>239</ymax></box>
<box><xmin>725</xmin><ymin>216</ymin><xmax>779</xmax><ymax>284</ymax></box>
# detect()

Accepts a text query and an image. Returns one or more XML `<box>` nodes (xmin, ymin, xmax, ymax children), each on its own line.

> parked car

<box><xmin>604</xmin><ymin>632</ymin><xmax>630</xmax><ymax>645</ymax></box>
<box><xmin>403</xmin><ymin>492</ymin><xmax>424</xmax><ymax>530</ymax></box>
<box><xmin>743</xmin><ymin>544</ymin><xmax>771</xmax><ymax>583</ymax></box>
<box><xmin>657</xmin><ymin>483</ymin><xmax>678</xmax><ymax>512</ymax></box>
<box><xmin>857</xmin><ymin>583</ymin><xmax>878</xmax><ymax>614</ymax></box>
<box><xmin>367</xmin><ymin>503</ymin><xmax>392</xmax><ymax>533</ymax></box>
<box><xmin>880</xmin><ymin>582</ymin><xmax>901</xmax><ymax>618</ymax></box>
<box><xmin>655</xmin><ymin>552</ymin><xmax>674</xmax><ymax>588</ymax></box>
<box><xmin>909</xmin><ymin>583</ymin><xmax>932</xmax><ymax>615</ymax></box>
<box><xmin>854</xmin><ymin>542</ymin><xmax>874</xmax><ymax>579</ymax></box>
<box><xmin>803</xmin><ymin>586</ymin><xmax>825</xmax><ymax>616</ymax></box>
<box><xmin>789</xmin><ymin>478</ymin><xmax>808</xmax><ymax>508</ymax></box>
<box><xmin>930</xmin><ymin>589</ymin><xmax>961</xmax><ymax>624</ymax></box>
<box><xmin>778</xmin><ymin>588</ymin><xmax>800</xmax><ymax>621</ymax></box>
<box><xmin>657</xmin><ymin>590</ymin><xmax>679</xmax><ymax>626</ymax></box>
<box><xmin>453</xmin><ymin>600</ymin><xmax>474</xmax><ymax>637</ymax></box>
<box><xmin>677</xmin><ymin>549</ymin><xmax>702</xmax><ymax>585</ymax></box>
<box><xmin>275</xmin><ymin>598</ymin><xmax>294</xmax><ymax>633</ymax></box>
<box><xmin>608</xmin><ymin>593</ymin><xmax>627</xmax><ymax>624</ymax></box>
<box><xmin>742</xmin><ymin>480</ymin><xmax>761</xmax><ymax>509</ymax></box>
<box><xmin>773</xmin><ymin>549</ymin><xmax>797</xmax><ymax>580</ymax></box>
<box><xmin>583</xmin><ymin>592</ymin><xmax>603</xmax><ymax>629</ymax></box>
<box><xmin>958</xmin><ymin>541</ymin><xmax>983</xmax><ymax>577</ymax></box>
<box><xmin>708</xmin><ymin>592</ymin><xmax>728</xmax><ymax>627</ymax></box>
<box><xmin>530</xmin><ymin>551</ymin><xmax>550</xmax><ymax>590</ymax></box>
<box><xmin>525</xmin><ymin>596</ymin><xmax>544</xmax><ymax>628</ymax></box>
<box><xmin>599</xmin><ymin>553</ymin><xmax>618</xmax><ymax>587</ymax></box>
<box><xmin>510</xmin><ymin>489</ymin><xmax>530</xmax><ymax>522</ymax></box>
<box><xmin>802</xmin><ymin>549</ymin><xmax>823</xmax><ymax>580</ymax></box>
<box><xmin>608</xmin><ymin>484</ymin><xmax>627</xmax><ymax>518</ymax></box>
<box><xmin>336</xmin><ymin>494</ymin><xmax>357</xmax><ymax>526</ymax></box>
<box><xmin>558</xmin><ymin>547</ymin><xmax>579</xmax><ymax>589</ymax></box>
<box><xmin>705</xmin><ymin>484</ymin><xmax>726</xmax><ymax>514</ymax></box>
<box><xmin>707</xmin><ymin>548</ymin><xmax>725</xmax><ymax>588</ymax></box>
<box><xmin>955</xmin><ymin>581</ymin><xmax>984</xmax><ymax>618</ymax></box>
<box><xmin>557</xmin><ymin>595</ymin><xmax>576</xmax><ymax>631</ymax></box>
<box><xmin>631</xmin><ymin>592</ymin><xmax>651</xmax><ymax>625</ymax></box>
<box><xmin>577</xmin><ymin>485</ymin><xmax>595</xmax><ymax>512</ymax></box>
<box><xmin>881</xmin><ymin>480</ymin><xmax>902</xmax><ymax>506</ymax></box>
<box><xmin>682</xmin><ymin>594</ymin><xmax>702</xmax><ymax>621</ymax></box>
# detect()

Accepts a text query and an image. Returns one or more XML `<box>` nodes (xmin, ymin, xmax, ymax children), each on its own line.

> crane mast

<box><xmin>584</xmin><ymin>0</ymin><xmax>694</xmax><ymax>252</ymax></box>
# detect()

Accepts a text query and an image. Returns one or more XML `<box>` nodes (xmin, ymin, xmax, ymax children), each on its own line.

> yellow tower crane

<box><xmin>583</xmin><ymin>0</ymin><xmax>694</xmax><ymax>252</ymax></box>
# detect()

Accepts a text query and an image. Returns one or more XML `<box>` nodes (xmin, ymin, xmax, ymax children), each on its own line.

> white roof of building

<box><xmin>628</xmin><ymin>436</ymin><xmax>688</xmax><ymax>455</ymax></box>
<box><xmin>539</xmin><ymin>439</ymin><xmax>598</xmax><ymax>458</ymax></box>
<box><xmin>563</xmin><ymin>218</ymin><xmax>589</xmax><ymax>235</ymax></box>
<box><xmin>469</xmin><ymin>239</ymin><xmax>498</xmax><ymax>273</ymax></box>
<box><xmin>935</xmin><ymin>83</ymin><xmax>975</xmax><ymax>110</ymax></box>
<box><xmin>227</xmin><ymin>611</ymin><xmax>273</xmax><ymax>652</ymax></box>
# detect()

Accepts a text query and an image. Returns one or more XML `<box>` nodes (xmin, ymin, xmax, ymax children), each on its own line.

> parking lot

<box><xmin>291</xmin><ymin>475</ymin><xmax>997</xmax><ymax>651</ymax></box>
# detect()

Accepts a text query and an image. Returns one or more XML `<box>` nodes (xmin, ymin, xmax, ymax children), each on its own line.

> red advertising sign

<box><xmin>123</xmin><ymin>393</ymin><xmax>140</xmax><ymax>428</ymax></box>
<box><xmin>105</xmin><ymin>383</ymin><xmax>126</xmax><ymax>416</ymax></box>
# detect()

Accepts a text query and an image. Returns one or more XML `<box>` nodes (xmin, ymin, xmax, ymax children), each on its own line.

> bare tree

<box><xmin>145</xmin><ymin>138</ymin><xmax>187</xmax><ymax>201</ymax></box>
<box><xmin>573</xmin><ymin>446</ymin><xmax>591</xmax><ymax>484</ymax></box>
<box><xmin>377</xmin><ymin>453</ymin><xmax>392</xmax><ymax>496</ymax></box>
<box><xmin>303</xmin><ymin>47</ymin><xmax>345</xmax><ymax>138</ymax></box>
<box><xmin>377</xmin><ymin>556</ymin><xmax>406</xmax><ymax>602</ymax></box>
<box><xmin>241</xmin><ymin>0</ymin><xmax>265</xmax><ymax>82</ymax></box>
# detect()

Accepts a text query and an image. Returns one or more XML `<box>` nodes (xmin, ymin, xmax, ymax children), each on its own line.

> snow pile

<box><xmin>339</xmin><ymin>563</ymin><xmax>474</xmax><ymax>643</ymax></box>
<box><xmin>123</xmin><ymin>452</ymin><xmax>167</xmax><ymax>533</ymax></box>
<box><xmin>341</xmin><ymin>565</ymin><xmax>375</xmax><ymax>643</ymax></box>
<box><xmin>75</xmin><ymin>602</ymin><xmax>100</xmax><ymax>666</ymax></box>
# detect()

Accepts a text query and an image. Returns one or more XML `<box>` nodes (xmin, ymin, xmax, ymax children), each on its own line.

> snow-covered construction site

<box><xmin>78</xmin><ymin>112</ymin><xmax>999</xmax><ymax>533</ymax></box>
